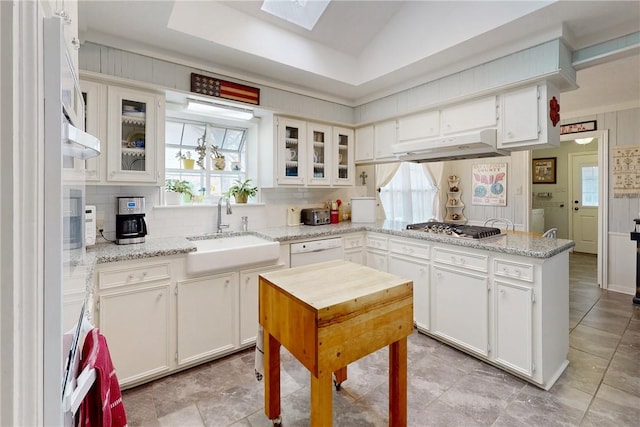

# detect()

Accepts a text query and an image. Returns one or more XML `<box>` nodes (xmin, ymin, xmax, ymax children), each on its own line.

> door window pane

<box><xmin>581</xmin><ymin>166</ymin><xmax>598</xmax><ymax>207</ymax></box>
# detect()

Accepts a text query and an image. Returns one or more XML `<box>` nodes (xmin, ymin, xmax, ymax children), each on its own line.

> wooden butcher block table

<box><xmin>259</xmin><ymin>259</ymin><xmax>413</xmax><ymax>426</ymax></box>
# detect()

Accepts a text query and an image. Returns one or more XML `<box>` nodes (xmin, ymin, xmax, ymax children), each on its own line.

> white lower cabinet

<box><xmin>431</xmin><ymin>264</ymin><xmax>489</xmax><ymax>357</ymax></box>
<box><xmin>239</xmin><ymin>264</ymin><xmax>285</xmax><ymax>346</ymax></box>
<box><xmin>366</xmin><ymin>233</ymin><xmax>388</xmax><ymax>271</ymax></box>
<box><xmin>494</xmin><ymin>280</ymin><xmax>533</xmax><ymax>376</ymax></box>
<box><xmin>389</xmin><ymin>256</ymin><xmax>429</xmax><ymax>331</ymax></box>
<box><xmin>176</xmin><ymin>272</ymin><xmax>238</xmax><ymax>366</ymax></box>
<box><xmin>98</xmin><ymin>283</ymin><xmax>172</xmax><ymax>386</ymax></box>
<box><xmin>96</xmin><ymin>257</ymin><xmax>175</xmax><ymax>387</ymax></box>
<box><xmin>95</xmin><ymin>234</ymin><xmax>568</xmax><ymax>390</ymax></box>
<box><xmin>95</xmin><ymin>255</ymin><xmax>283</xmax><ymax>388</ymax></box>
<box><xmin>343</xmin><ymin>233</ymin><xmax>365</xmax><ymax>265</ymax></box>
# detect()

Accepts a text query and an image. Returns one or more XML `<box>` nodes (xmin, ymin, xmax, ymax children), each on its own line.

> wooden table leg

<box><xmin>310</xmin><ymin>370</ymin><xmax>333</xmax><ymax>427</ymax></box>
<box><xmin>333</xmin><ymin>366</ymin><xmax>347</xmax><ymax>388</ymax></box>
<box><xmin>264</xmin><ymin>331</ymin><xmax>281</xmax><ymax>422</ymax></box>
<box><xmin>389</xmin><ymin>337</ymin><xmax>407</xmax><ymax>427</ymax></box>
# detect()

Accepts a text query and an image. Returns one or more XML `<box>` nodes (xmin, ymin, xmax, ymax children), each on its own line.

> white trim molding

<box><xmin>560</xmin><ymin>129</ymin><xmax>609</xmax><ymax>290</ymax></box>
<box><xmin>1</xmin><ymin>1</ymin><xmax>45</xmax><ymax>425</ymax></box>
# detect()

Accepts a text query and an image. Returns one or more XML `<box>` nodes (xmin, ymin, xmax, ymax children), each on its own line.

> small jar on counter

<box><xmin>330</xmin><ymin>201</ymin><xmax>339</xmax><ymax>224</ymax></box>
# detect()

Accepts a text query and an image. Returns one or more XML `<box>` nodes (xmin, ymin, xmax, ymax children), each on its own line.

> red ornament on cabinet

<box><xmin>549</xmin><ymin>96</ymin><xmax>560</xmax><ymax>126</ymax></box>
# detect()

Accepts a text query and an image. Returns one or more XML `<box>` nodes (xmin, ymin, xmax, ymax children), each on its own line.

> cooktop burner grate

<box><xmin>406</xmin><ymin>222</ymin><xmax>502</xmax><ymax>239</ymax></box>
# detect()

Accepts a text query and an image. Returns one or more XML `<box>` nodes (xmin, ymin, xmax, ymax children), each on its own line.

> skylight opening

<box><xmin>261</xmin><ymin>0</ymin><xmax>331</xmax><ymax>31</ymax></box>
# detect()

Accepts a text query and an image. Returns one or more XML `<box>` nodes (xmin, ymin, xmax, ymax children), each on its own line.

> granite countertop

<box><xmin>88</xmin><ymin>220</ymin><xmax>575</xmax><ymax>265</ymax></box>
<box><xmin>89</xmin><ymin>236</ymin><xmax>197</xmax><ymax>264</ymax></box>
<box><xmin>256</xmin><ymin>220</ymin><xmax>575</xmax><ymax>259</ymax></box>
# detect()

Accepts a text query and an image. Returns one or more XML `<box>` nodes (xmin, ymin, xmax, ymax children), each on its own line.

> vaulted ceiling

<box><xmin>79</xmin><ymin>1</ymin><xmax>639</xmax><ymax>114</ymax></box>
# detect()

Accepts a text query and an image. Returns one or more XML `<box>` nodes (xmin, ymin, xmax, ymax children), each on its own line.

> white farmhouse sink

<box><xmin>187</xmin><ymin>234</ymin><xmax>280</xmax><ymax>275</ymax></box>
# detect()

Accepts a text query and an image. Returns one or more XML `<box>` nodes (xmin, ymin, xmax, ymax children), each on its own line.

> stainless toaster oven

<box><xmin>301</xmin><ymin>208</ymin><xmax>330</xmax><ymax>226</ymax></box>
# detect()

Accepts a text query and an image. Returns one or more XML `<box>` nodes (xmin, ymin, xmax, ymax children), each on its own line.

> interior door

<box><xmin>570</xmin><ymin>152</ymin><xmax>598</xmax><ymax>253</ymax></box>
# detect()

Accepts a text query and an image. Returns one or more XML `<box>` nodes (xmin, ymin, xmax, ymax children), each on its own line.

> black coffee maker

<box><xmin>116</xmin><ymin>197</ymin><xmax>148</xmax><ymax>245</ymax></box>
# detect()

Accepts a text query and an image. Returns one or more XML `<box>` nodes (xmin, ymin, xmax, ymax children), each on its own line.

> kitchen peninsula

<box><xmin>89</xmin><ymin>220</ymin><xmax>574</xmax><ymax>391</ymax></box>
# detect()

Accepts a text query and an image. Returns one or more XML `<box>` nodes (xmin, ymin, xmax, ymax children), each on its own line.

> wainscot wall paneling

<box><xmin>608</xmin><ymin>232</ymin><xmax>636</xmax><ymax>295</ymax></box>
<box><xmin>354</xmin><ymin>39</ymin><xmax>575</xmax><ymax>124</ymax></box>
<box><xmin>79</xmin><ymin>42</ymin><xmax>354</xmax><ymax>126</ymax></box>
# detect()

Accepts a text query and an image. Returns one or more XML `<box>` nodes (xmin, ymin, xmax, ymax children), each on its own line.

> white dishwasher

<box><xmin>290</xmin><ymin>237</ymin><xmax>344</xmax><ymax>267</ymax></box>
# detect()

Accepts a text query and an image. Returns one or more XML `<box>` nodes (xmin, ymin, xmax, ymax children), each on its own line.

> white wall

<box><xmin>439</xmin><ymin>151</ymin><xmax>529</xmax><ymax>230</ymax></box>
<box><xmin>86</xmin><ymin>185</ymin><xmax>368</xmax><ymax>243</ymax></box>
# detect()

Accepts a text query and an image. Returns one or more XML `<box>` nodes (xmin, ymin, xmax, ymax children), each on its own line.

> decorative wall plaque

<box><xmin>190</xmin><ymin>73</ymin><xmax>260</xmax><ymax>105</ymax></box>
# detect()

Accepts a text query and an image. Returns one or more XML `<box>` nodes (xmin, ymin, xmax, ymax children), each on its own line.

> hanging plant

<box><xmin>195</xmin><ymin>136</ymin><xmax>207</xmax><ymax>169</ymax></box>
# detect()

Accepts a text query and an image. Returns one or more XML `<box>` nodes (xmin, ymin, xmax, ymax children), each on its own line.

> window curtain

<box><xmin>424</xmin><ymin>162</ymin><xmax>444</xmax><ymax>220</ymax></box>
<box><xmin>379</xmin><ymin>162</ymin><xmax>438</xmax><ymax>222</ymax></box>
<box><xmin>374</xmin><ymin>162</ymin><xmax>401</xmax><ymax>219</ymax></box>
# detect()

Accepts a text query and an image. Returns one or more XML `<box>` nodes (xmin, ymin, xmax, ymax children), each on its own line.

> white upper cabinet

<box><xmin>332</xmin><ymin>126</ymin><xmax>355</xmax><ymax>186</ymax></box>
<box><xmin>81</xmin><ymin>78</ymin><xmax>165</xmax><ymax>185</ymax></box>
<box><xmin>273</xmin><ymin>117</ymin><xmax>353</xmax><ymax>187</ymax></box>
<box><xmin>498</xmin><ymin>82</ymin><xmax>560</xmax><ymax>150</ymax></box>
<box><xmin>355</xmin><ymin>125</ymin><xmax>374</xmax><ymax>163</ymax></box>
<box><xmin>81</xmin><ymin>79</ymin><xmax>107</xmax><ymax>183</ymax></box>
<box><xmin>107</xmin><ymin>86</ymin><xmax>164</xmax><ymax>183</ymax></box>
<box><xmin>441</xmin><ymin>96</ymin><xmax>497</xmax><ymax>135</ymax></box>
<box><xmin>398</xmin><ymin>110</ymin><xmax>440</xmax><ymax>143</ymax></box>
<box><xmin>276</xmin><ymin>117</ymin><xmax>307</xmax><ymax>185</ymax></box>
<box><xmin>373</xmin><ymin>120</ymin><xmax>398</xmax><ymax>161</ymax></box>
<box><xmin>307</xmin><ymin>122</ymin><xmax>332</xmax><ymax>186</ymax></box>
<box><xmin>355</xmin><ymin>120</ymin><xmax>398</xmax><ymax>163</ymax></box>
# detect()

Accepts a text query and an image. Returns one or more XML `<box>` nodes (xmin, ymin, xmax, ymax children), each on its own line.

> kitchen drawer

<box><xmin>432</xmin><ymin>247</ymin><xmax>488</xmax><ymax>272</ymax></box>
<box><xmin>366</xmin><ymin>235</ymin><xmax>388</xmax><ymax>251</ymax></box>
<box><xmin>98</xmin><ymin>261</ymin><xmax>171</xmax><ymax>290</ymax></box>
<box><xmin>343</xmin><ymin>234</ymin><xmax>365</xmax><ymax>249</ymax></box>
<box><xmin>494</xmin><ymin>259</ymin><xmax>534</xmax><ymax>283</ymax></box>
<box><xmin>389</xmin><ymin>239</ymin><xmax>430</xmax><ymax>260</ymax></box>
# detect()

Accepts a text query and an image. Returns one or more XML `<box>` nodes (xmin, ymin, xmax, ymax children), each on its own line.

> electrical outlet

<box><xmin>96</xmin><ymin>218</ymin><xmax>104</xmax><ymax>231</ymax></box>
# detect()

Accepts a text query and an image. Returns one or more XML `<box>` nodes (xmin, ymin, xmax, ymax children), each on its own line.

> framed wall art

<box><xmin>472</xmin><ymin>163</ymin><xmax>507</xmax><ymax>206</ymax></box>
<box><xmin>532</xmin><ymin>157</ymin><xmax>557</xmax><ymax>184</ymax></box>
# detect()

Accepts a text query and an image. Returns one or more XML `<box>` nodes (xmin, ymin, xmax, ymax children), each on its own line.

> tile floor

<box><xmin>122</xmin><ymin>253</ymin><xmax>640</xmax><ymax>426</ymax></box>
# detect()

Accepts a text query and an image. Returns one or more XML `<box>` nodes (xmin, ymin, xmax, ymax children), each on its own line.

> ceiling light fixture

<box><xmin>261</xmin><ymin>0</ymin><xmax>331</xmax><ymax>31</ymax></box>
<box><xmin>186</xmin><ymin>99</ymin><xmax>254</xmax><ymax>120</ymax></box>
<box><xmin>575</xmin><ymin>137</ymin><xmax>594</xmax><ymax>145</ymax></box>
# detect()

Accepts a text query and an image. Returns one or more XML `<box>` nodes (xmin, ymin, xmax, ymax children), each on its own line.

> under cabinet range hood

<box><xmin>391</xmin><ymin>129</ymin><xmax>507</xmax><ymax>162</ymax></box>
<box><xmin>63</xmin><ymin>122</ymin><xmax>100</xmax><ymax>160</ymax></box>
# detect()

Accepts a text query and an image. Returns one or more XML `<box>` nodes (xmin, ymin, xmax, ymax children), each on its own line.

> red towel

<box><xmin>78</xmin><ymin>328</ymin><xmax>128</xmax><ymax>427</ymax></box>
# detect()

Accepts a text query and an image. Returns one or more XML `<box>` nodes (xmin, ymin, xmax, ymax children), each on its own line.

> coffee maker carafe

<box><xmin>116</xmin><ymin>197</ymin><xmax>148</xmax><ymax>245</ymax></box>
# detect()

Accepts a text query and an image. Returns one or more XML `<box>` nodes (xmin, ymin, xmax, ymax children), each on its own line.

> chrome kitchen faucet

<box><xmin>217</xmin><ymin>196</ymin><xmax>232</xmax><ymax>233</ymax></box>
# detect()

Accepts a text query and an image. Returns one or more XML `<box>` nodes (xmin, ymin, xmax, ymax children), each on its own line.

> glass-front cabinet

<box><xmin>273</xmin><ymin>116</ymin><xmax>354</xmax><ymax>187</ymax></box>
<box><xmin>307</xmin><ymin>122</ymin><xmax>332</xmax><ymax>186</ymax></box>
<box><xmin>107</xmin><ymin>85</ymin><xmax>163</xmax><ymax>183</ymax></box>
<box><xmin>333</xmin><ymin>127</ymin><xmax>355</xmax><ymax>186</ymax></box>
<box><xmin>276</xmin><ymin>117</ymin><xmax>306</xmax><ymax>185</ymax></box>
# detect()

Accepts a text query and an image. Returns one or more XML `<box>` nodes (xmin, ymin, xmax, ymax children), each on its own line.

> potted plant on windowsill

<box><xmin>225</xmin><ymin>178</ymin><xmax>258</xmax><ymax>204</ymax></box>
<box><xmin>165</xmin><ymin>179</ymin><xmax>193</xmax><ymax>205</ymax></box>
<box><xmin>212</xmin><ymin>145</ymin><xmax>225</xmax><ymax>170</ymax></box>
<box><xmin>175</xmin><ymin>150</ymin><xmax>195</xmax><ymax>169</ymax></box>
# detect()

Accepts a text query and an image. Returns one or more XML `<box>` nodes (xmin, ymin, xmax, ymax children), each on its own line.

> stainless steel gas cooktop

<box><xmin>406</xmin><ymin>222</ymin><xmax>502</xmax><ymax>239</ymax></box>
